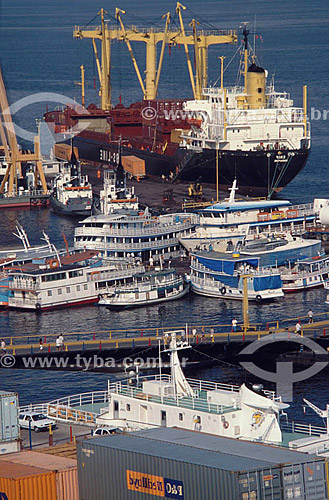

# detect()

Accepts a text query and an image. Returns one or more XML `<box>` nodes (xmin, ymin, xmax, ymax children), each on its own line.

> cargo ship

<box><xmin>44</xmin><ymin>13</ymin><xmax>310</xmax><ymax>197</ymax></box>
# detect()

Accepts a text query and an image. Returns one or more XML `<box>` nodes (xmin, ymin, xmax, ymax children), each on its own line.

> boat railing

<box><xmin>9</xmin><ymin>278</ymin><xmax>38</xmax><ymax>290</ymax></box>
<box><xmin>19</xmin><ymin>390</ymin><xmax>109</xmax><ymax>426</ymax></box>
<box><xmin>191</xmin><ymin>260</ymin><xmax>279</xmax><ymax>277</ymax></box>
<box><xmin>281</xmin><ymin>420</ymin><xmax>327</xmax><ymax>437</ymax></box>
<box><xmin>88</xmin><ymin>264</ymin><xmax>145</xmax><ymax>281</ymax></box>
<box><xmin>109</xmin><ymin>375</ymin><xmax>277</xmax><ymax>403</ymax></box>
<box><xmin>109</xmin><ymin>382</ymin><xmax>240</xmax><ymax>415</ymax></box>
<box><xmin>75</xmin><ymin>237</ymin><xmax>180</xmax><ymax>251</ymax></box>
<box><xmin>106</xmin><ymin>276</ymin><xmax>182</xmax><ymax>294</ymax></box>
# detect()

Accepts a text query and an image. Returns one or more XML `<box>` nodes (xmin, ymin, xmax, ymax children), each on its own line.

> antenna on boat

<box><xmin>165</xmin><ymin>330</ymin><xmax>194</xmax><ymax>398</ymax></box>
<box><xmin>13</xmin><ymin>222</ymin><xmax>30</xmax><ymax>251</ymax></box>
<box><xmin>227</xmin><ymin>178</ymin><xmax>238</xmax><ymax>203</ymax></box>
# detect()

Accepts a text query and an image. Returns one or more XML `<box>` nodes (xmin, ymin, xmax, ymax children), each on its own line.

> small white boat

<box><xmin>98</xmin><ymin>268</ymin><xmax>189</xmax><ymax>308</ymax></box>
<box><xmin>280</xmin><ymin>255</ymin><xmax>329</xmax><ymax>293</ymax></box>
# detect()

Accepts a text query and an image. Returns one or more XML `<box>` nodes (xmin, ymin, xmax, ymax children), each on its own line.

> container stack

<box><xmin>0</xmin><ymin>390</ymin><xmax>20</xmax><ymax>455</ymax></box>
<box><xmin>77</xmin><ymin>427</ymin><xmax>328</xmax><ymax>500</ymax></box>
<box><xmin>0</xmin><ymin>450</ymin><xmax>78</xmax><ymax>500</ymax></box>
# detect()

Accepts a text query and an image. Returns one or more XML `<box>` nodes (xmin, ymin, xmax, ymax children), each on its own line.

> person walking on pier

<box><xmin>308</xmin><ymin>309</ymin><xmax>313</xmax><ymax>323</ymax></box>
<box><xmin>232</xmin><ymin>318</ymin><xmax>237</xmax><ymax>333</ymax></box>
<box><xmin>39</xmin><ymin>338</ymin><xmax>43</xmax><ymax>351</ymax></box>
<box><xmin>295</xmin><ymin>320</ymin><xmax>302</xmax><ymax>334</ymax></box>
<box><xmin>0</xmin><ymin>339</ymin><xmax>6</xmax><ymax>354</ymax></box>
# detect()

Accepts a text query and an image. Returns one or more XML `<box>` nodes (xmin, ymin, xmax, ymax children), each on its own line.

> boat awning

<box><xmin>194</xmin><ymin>253</ymin><xmax>259</xmax><ymax>275</ymax></box>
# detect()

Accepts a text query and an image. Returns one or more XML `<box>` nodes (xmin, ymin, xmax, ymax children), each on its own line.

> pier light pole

<box><xmin>242</xmin><ymin>274</ymin><xmax>252</xmax><ymax>331</ymax></box>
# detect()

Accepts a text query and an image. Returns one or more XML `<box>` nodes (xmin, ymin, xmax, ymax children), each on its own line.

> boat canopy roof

<box><xmin>193</xmin><ymin>251</ymin><xmax>259</xmax><ymax>275</ymax></box>
<box><xmin>200</xmin><ymin>199</ymin><xmax>291</xmax><ymax>214</ymax></box>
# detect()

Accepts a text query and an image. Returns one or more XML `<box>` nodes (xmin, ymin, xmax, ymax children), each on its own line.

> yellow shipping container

<box><xmin>122</xmin><ymin>155</ymin><xmax>145</xmax><ymax>178</ymax></box>
<box><xmin>53</xmin><ymin>143</ymin><xmax>79</xmax><ymax>162</ymax></box>
<box><xmin>0</xmin><ymin>461</ymin><xmax>57</xmax><ymax>500</ymax></box>
<box><xmin>0</xmin><ymin>451</ymin><xmax>78</xmax><ymax>500</ymax></box>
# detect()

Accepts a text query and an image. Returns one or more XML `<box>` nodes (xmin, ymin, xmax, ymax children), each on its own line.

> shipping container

<box><xmin>0</xmin><ymin>451</ymin><xmax>78</xmax><ymax>500</ymax></box>
<box><xmin>77</xmin><ymin>428</ymin><xmax>328</xmax><ymax>500</ymax></box>
<box><xmin>0</xmin><ymin>460</ymin><xmax>57</xmax><ymax>500</ymax></box>
<box><xmin>53</xmin><ymin>143</ymin><xmax>79</xmax><ymax>162</ymax></box>
<box><xmin>0</xmin><ymin>390</ymin><xmax>19</xmax><ymax>443</ymax></box>
<box><xmin>122</xmin><ymin>155</ymin><xmax>145</xmax><ymax>178</ymax></box>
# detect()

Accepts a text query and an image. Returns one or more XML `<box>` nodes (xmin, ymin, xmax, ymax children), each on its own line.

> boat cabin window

<box><xmin>41</xmin><ymin>272</ymin><xmax>67</xmax><ymax>282</ymax></box>
<box><xmin>69</xmin><ymin>269</ymin><xmax>83</xmax><ymax>278</ymax></box>
<box><xmin>47</xmin><ymin>290</ymin><xmax>52</xmax><ymax>297</ymax></box>
<box><xmin>126</xmin><ymin>404</ymin><xmax>131</xmax><ymax>412</ymax></box>
<box><xmin>179</xmin><ymin>413</ymin><xmax>183</xmax><ymax>421</ymax></box>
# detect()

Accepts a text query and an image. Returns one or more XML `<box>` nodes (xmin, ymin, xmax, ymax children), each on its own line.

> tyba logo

<box><xmin>239</xmin><ymin>332</ymin><xmax>328</xmax><ymax>402</ymax></box>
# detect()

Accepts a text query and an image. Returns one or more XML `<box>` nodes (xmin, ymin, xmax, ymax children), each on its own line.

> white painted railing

<box><xmin>19</xmin><ymin>390</ymin><xmax>109</xmax><ymax>426</ymax></box>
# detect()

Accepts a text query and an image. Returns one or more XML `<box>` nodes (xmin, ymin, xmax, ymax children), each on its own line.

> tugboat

<box><xmin>50</xmin><ymin>148</ymin><xmax>92</xmax><ymax>216</ymax></box>
<box><xmin>93</xmin><ymin>148</ymin><xmax>139</xmax><ymax>215</ymax></box>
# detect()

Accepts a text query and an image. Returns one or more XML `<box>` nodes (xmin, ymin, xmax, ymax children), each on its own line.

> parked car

<box><xmin>92</xmin><ymin>426</ymin><xmax>122</xmax><ymax>436</ymax></box>
<box><xmin>19</xmin><ymin>411</ymin><xmax>56</xmax><ymax>432</ymax></box>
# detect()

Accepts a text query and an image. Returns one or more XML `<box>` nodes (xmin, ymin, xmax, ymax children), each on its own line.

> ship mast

<box><xmin>242</xmin><ymin>23</ymin><xmax>249</xmax><ymax>93</ymax></box>
<box><xmin>74</xmin><ymin>7</ymin><xmax>237</xmax><ymax>107</ymax></box>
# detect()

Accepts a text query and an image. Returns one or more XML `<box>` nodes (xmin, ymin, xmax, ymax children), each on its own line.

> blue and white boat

<box><xmin>189</xmin><ymin>251</ymin><xmax>283</xmax><ymax>302</ymax></box>
<box><xmin>180</xmin><ymin>180</ymin><xmax>320</xmax><ymax>252</ymax></box>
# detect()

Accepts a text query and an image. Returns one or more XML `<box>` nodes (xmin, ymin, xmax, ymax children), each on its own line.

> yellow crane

<box><xmin>73</xmin><ymin>4</ymin><xmax>237</xmax><ymax>108</ymax></box>
<box><xmin>0</xmin><ymin>68</ymin><xmax>47</xmax><ymax>196</ymax></box>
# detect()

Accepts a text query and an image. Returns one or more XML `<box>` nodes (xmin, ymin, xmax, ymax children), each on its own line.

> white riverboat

<box><xmin>96</xmin><ymin>331</ymin><xmax>289</xmax><ymax>444</ymax></box>
<box><xmin>189</xmin><ymin>251</ymin><xmax>283</xmax><ymax>302</ymax></box>
<box><xmin>98</xmin><ymin>268</ymin><xmax>189</xmax><ymax>308</ymax></box>
<box><xmin>180</xmin><ymin>181</ymin><xmax>320</xmax><ymax>253</ymax></box>
<box><xmin>74</xmin><ymin>210</ymin><xmax>198</xmax><ymax>262</ymax></box>
<box><xmin>280</xmin><ymin>255</ymin><xmax>329</xmax><ymax>293</ymax></box>
<box><xmin>7</xmin><ymin>257</ymin><xmax>144</xmax><ymax>311</ymax></box>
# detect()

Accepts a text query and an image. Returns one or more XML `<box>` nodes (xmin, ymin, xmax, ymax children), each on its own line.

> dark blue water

<box><xmin>0</xmin><ymin>0</ymin><xmax>329</xmax><ymax>426</ymax></box>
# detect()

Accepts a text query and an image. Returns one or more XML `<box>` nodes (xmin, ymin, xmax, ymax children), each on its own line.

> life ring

<box><xmin>236</xmin><ymin>212</ymin><xmax>241</xmax><ymax>216</ymax></box>
<box><xmin>49</xmin><ymin>259</ymin><xmax>58</xmax><ymax>269</ymax></box>
<box><xmin>220</xmin><ymin>287</ymin><xmax>226</xmax><ymax>295</ymax></box>
<box><xmin>223</xmin><ymin>420</ymin><xmax>229</xmax><ymax>429</ymax></box>
<box><xmin>255</xmin><ymin>295</ymin><xmax>262</xmax><ymax>303</ymax></box>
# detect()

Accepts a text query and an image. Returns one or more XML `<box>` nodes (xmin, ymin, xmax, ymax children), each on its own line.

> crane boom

<box><xmin>74</xmin><ymin>8</ymin><xmax>237</xmax><ymax>107</ymax></box>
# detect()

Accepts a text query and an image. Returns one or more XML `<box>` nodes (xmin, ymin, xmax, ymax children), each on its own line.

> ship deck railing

<box><xmin>19</xmin><ymin>390</ymin><xmax>109</xmax><ymax>426</ymax></box>
<box><xmin>191</xmin><ymin>260</ymin><xmax>280</xmax><ymax>276</ymax></box>
<box><xmin>75</xmin><ymin>221</ymin><xmax>197</xmax><ymax>238</ymax></box>
<box><xmin>105</xmin><ymin>276</ymin><xmax>183</xmax><ymax>294</ymax></box>
<box><xmin>74</xmin><ymin>237</ymin><xmax>181</xmax><ymax>251</ymax></box>
<box><xmin>281</xmin><ymin>420</ymin><xmax>327</xmax><ymax>438</ymax></box>
<box><xmin>108</xmin><ymin>374</ymin><xmax>280</xmax><ymax>415</ymax></box>
<box><xmin>110</xmin><ymin>383</ymin><xmax>239</xmax><ymax>415</ymax></box>
<box><xmin>88</xmin><ymin>264</ymin><xmax>145</xmax><ymax>282</ymax></box>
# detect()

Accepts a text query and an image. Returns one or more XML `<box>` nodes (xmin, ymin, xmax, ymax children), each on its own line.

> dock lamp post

<box><xmin>241</xmin><ymin>274</ymin><xmax>252</xmax><ymax>332</ymax></box>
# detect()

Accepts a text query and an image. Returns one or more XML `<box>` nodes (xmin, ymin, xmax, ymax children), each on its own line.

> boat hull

<box><xmin>68</xmin><ymin>136</ymin><xmax>309</xmax><ymax>196</ymax></box>
<box><xmin>50</xmin><ymin>194</ymin><xmax>92</xmax><ymax>216</ymax></box>
<box><xmin>99</xmin><ymin>283</ymin><xmax>190</xmax><ymax>309</ymax></box>
<box><xmin>178</xmin><ymin>148</ymin><xmax>310</xmax><ymax>197</ymax></box>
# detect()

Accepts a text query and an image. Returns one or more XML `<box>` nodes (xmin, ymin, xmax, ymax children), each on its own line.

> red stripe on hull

<box><xmin>12</xmin><ymin>297</ymin><xmax>99</xmax><ymax>311</ymax></box>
